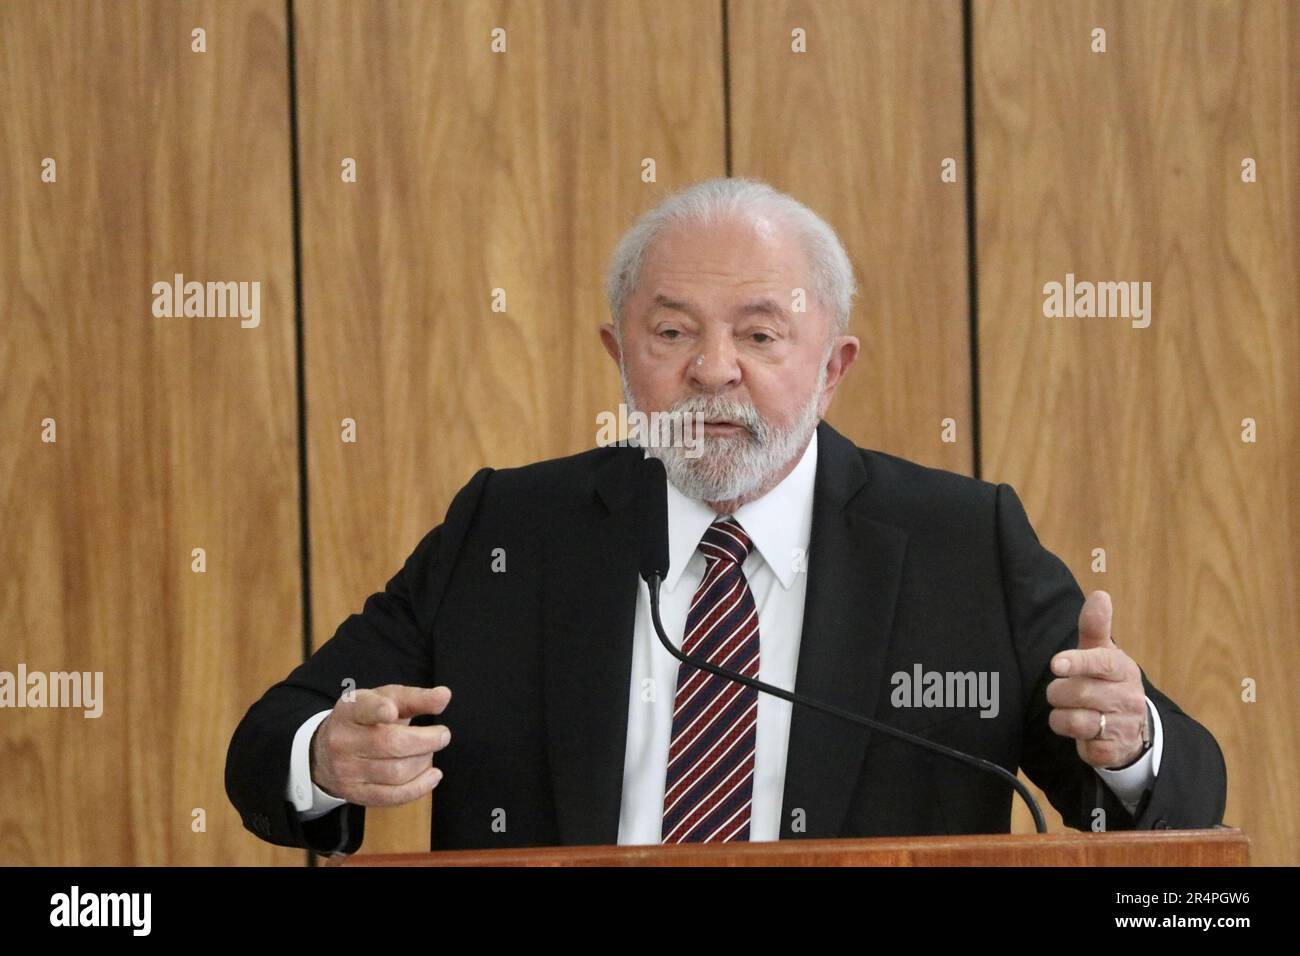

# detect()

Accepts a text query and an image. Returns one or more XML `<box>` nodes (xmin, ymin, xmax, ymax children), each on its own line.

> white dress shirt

<box><xmin>616</xmin><ymin>429</ymin><xmax>821</xmax><ymax>842</ymax></box>
<box><xmin>288</xmin><ymin>429</ymin><xmax>1162</xmax><ymax>833</ymax></box>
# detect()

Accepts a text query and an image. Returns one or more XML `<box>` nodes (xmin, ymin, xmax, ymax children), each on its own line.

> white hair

<box><xmin>621</xmin><ymin>359</ymin><xmax>827</xmax><ymax>505</ymax></box>
<box><xmin>604</xmin><ymin>177</ymin><xmax>856</xmax><ymax>340</ymax></box>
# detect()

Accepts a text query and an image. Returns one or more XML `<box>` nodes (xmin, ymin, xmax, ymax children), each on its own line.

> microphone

<box><xmin>637</xmin><ymin>455</ymin><xmax>671</xmax><ymax>584</ymax></box>
<box><xmin>634</xmin><ymin>455</ymin><xmax>1048</xmax><ymax>834</ymax></box>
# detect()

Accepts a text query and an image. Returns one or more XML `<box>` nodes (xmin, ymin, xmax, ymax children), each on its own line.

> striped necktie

<box><xmin>661</xmin><ymin>517</ymin><xmax>759</xmax><ymax>843</ymax></box>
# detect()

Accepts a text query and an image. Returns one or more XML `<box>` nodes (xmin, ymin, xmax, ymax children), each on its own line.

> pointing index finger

<box><xmin>381</xmin><ymin>685</ymin><xmax>452</xmax><ymax>720</ymax></box>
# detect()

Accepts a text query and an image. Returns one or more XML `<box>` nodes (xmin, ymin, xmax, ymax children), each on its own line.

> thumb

<box><xmin>1077</xmin><ymin>590</ymin><xmax>1114</xmax><ymax>649</ymax></box>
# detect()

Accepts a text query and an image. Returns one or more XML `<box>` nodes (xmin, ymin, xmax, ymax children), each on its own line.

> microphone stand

<box><xmin>645</xmin><ymin>572</ymin><xmax>1048</xmax><ymax>834</ymax></box>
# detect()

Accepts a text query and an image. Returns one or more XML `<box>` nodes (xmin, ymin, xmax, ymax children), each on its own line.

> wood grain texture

<box><xmin>336</xmin><ymin>827</ymin><xmax>1250</xmax><ymax>866</ymax></box>
<box><xmin>5</xmin><ymin>0</ymin><xmax>1290</xmax><ymax>868</ymax></box>
<box><xmin>295</xmin><ymin>0</ymin><xmax>725</xmax><ymax>854</ymax></box>
<box><xmin>0</xmin><ymin>0</ymin><xmax>301</xmax><ymax>865</ymax></box>
<box><xmin>973</xmin><ymin>0</ymin><xmax>1299</xmax><ymax>864</ymax></box>
<box><xmin>728</xmin><ymin>0</ymin><xmax>972</xmax><ymax>472</ymax></box>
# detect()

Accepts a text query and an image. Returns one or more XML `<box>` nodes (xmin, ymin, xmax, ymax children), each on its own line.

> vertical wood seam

<box><xmin>285</xmin><ymin>0</ymin><xmax>315</xmax><ymax>869</ymax></box>
<box><xmin>962</xmin><ymin>0</ymin><xmax>983</xmax><ymax>480</ymax></box>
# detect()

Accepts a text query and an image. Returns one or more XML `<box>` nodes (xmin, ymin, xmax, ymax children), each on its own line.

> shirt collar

<box><xmin>662</xmin><ymin>428</ymin><xmax>818</xmax><ymax>592</ymax></box>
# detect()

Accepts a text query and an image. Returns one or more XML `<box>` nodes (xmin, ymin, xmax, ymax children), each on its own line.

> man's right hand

<box><xmin>309</xmin><ymin>685</ymin><xmax>452</xmax><ymax>807</ymax></box>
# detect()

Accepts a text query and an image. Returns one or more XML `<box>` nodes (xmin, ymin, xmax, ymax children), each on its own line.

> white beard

<box><xmin>619</xmin><ymin>362</ymin><xmax>826</xmax><ymax>505</ymax></box>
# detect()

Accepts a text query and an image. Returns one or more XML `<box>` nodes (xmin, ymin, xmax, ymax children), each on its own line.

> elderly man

<box><xmin>226</xmin><ymin>178</ymin><xmax>1226</xmax><ymax>854</ymax></box>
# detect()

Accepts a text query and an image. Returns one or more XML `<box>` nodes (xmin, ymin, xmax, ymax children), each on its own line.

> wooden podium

<box><xmin>331</xmin><ymin>828</ymin><xmax>1248</xmax><ymax>866</ymax></box>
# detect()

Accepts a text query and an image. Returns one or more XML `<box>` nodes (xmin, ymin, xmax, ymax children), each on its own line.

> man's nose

<box><xmin>687</xmin><ymin>340</ymin><xmax>742</xmax><ymax>391</ymax></box>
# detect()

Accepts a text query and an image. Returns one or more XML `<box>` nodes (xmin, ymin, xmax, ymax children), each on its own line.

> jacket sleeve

<box><xmin>224</xmin><ymin>467</ymin><xmax>493</xmax><ymax>855</ymax></box>
<box><xmin>994</xmin><ymin>482</ymin><xmax>1228</xmax><ymax>832</ymax></box>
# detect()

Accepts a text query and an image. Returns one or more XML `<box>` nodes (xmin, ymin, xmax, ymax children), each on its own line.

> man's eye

<box><xmin>750</xmin><ymin>332</ymin><xmax>774</xmax><ymax>344</ymax></box>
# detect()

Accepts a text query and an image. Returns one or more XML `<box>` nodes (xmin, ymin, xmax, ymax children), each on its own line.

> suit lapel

<box><xmin>541</xmin><ymin>424</ymin><xmax>909</xmax><ymax>845</ymax></box>
<box><xmin>778</xmin><ymin>421</ymin><xmax>909</xmax><ymax>838</ymax></box>
<box><xmin>542</xmin><ymin>448</ymin><xmax>641</xmax><ymax>845</ymax></box>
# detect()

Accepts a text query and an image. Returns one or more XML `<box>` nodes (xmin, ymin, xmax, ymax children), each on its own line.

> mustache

<box><xmin>665</xmin><ymin>394</ymin><xmax>768</xmax><ymax>441</ymax></box>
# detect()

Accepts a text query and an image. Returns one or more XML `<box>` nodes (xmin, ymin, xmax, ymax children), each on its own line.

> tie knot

<box><xmin>699</xmin><ymin>518</ymin><xmax>753</xmax><ymax>567</ymax></box>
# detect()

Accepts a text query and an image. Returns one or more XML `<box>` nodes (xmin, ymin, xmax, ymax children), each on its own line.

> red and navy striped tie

<box><xmin>661</xmin><ymin>517</ymin><xmax>759</xmax><ymax>843</ymax></box>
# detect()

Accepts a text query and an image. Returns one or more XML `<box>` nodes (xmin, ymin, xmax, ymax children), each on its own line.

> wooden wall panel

<box><xmin>0</xmin><ymin>1</ymin><xmax>302</xmax><ymax>864</ymax></box>
<box><xmin>295</xmin><ymin>0</ymin><xmax>725</xmax><ymax>853</ymax></box>
<box><xmin>974</xmin><ymin>0</ymin><xmax>1299</xmax><ymax>864</ymax></box>
<box><xmin>729</xmin><ymin>0</ymin><xmax>972</xmax><ymax>472</ymax></box>
<box><xmin>3</xmin><ymin>0</ymin><xmax>1289</xmax><ymax>868</ymax></box>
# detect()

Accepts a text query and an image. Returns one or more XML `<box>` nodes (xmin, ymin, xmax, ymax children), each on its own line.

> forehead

<box><xmin>637</xmin><ymin>214</ymin><xmax>811</xmax><ymax>299</ymax></box>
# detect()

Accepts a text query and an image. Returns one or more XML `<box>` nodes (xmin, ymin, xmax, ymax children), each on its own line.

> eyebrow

<box><xmin>736</xmin><ymin>297</ymin><xmax>788</xmax><ymax>319</ymax></box>
<box><xmin>650</xmin><ymin>293</ymin><xmax>789</xmax><ymax>320</ymax></box>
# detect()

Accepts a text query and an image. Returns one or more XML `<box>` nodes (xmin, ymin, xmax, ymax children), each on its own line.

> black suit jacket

<box><xmin>225</xmin><ymin>421</ymin><xmax>1227</xmax><ymax>854</ymax></box>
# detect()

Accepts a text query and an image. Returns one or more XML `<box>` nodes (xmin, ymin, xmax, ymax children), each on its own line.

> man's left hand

<box><xmin>1047</xmin><ymin>590</ymin><xmax>1149</xmax><ymax>770</ymax></box>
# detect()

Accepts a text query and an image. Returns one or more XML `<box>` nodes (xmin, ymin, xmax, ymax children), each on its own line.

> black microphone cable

<box><xmin>644</xmin><ymin>575</ymin><xmax>1048</xmax><ymax>833</ymax></box>
<box><xmin>635</xmin><ymin>456</ymin><xmax>1047</xmax><ymax>834</ymax></box>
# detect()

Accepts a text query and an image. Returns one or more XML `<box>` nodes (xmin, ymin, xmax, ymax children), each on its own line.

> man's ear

<box><xmin>818</xmin><ymin>334</ymin><xmax>860</xmax><ymax>417</ymax></box>
<box><xmin>599</xmin><ymin>322</ymin><xmax>622</xmax><ymax>364</ymax></box>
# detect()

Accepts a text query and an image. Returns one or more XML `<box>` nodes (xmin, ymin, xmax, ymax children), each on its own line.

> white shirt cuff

<box><xmin>1095</xmin><ymin>696</ymin><xmax>1164</xmax><ymax>814</ymax></box>
<box><xmin>286</xmin><ymin>709</ymin><xmax>348</xmax><ymax>821</ymax></box>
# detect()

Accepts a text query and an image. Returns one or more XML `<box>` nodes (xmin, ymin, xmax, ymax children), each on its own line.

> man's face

<box><xmin>601</xmin><ymin>213</ymin><xmax>858</xmax><ymax>505</ymax></box>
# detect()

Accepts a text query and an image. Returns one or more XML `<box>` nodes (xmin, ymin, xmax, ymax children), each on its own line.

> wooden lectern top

<box><xmin>328</xmin><ymin>828</ymin><xmax>1248</xmax><ymax>867</ymax></box>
